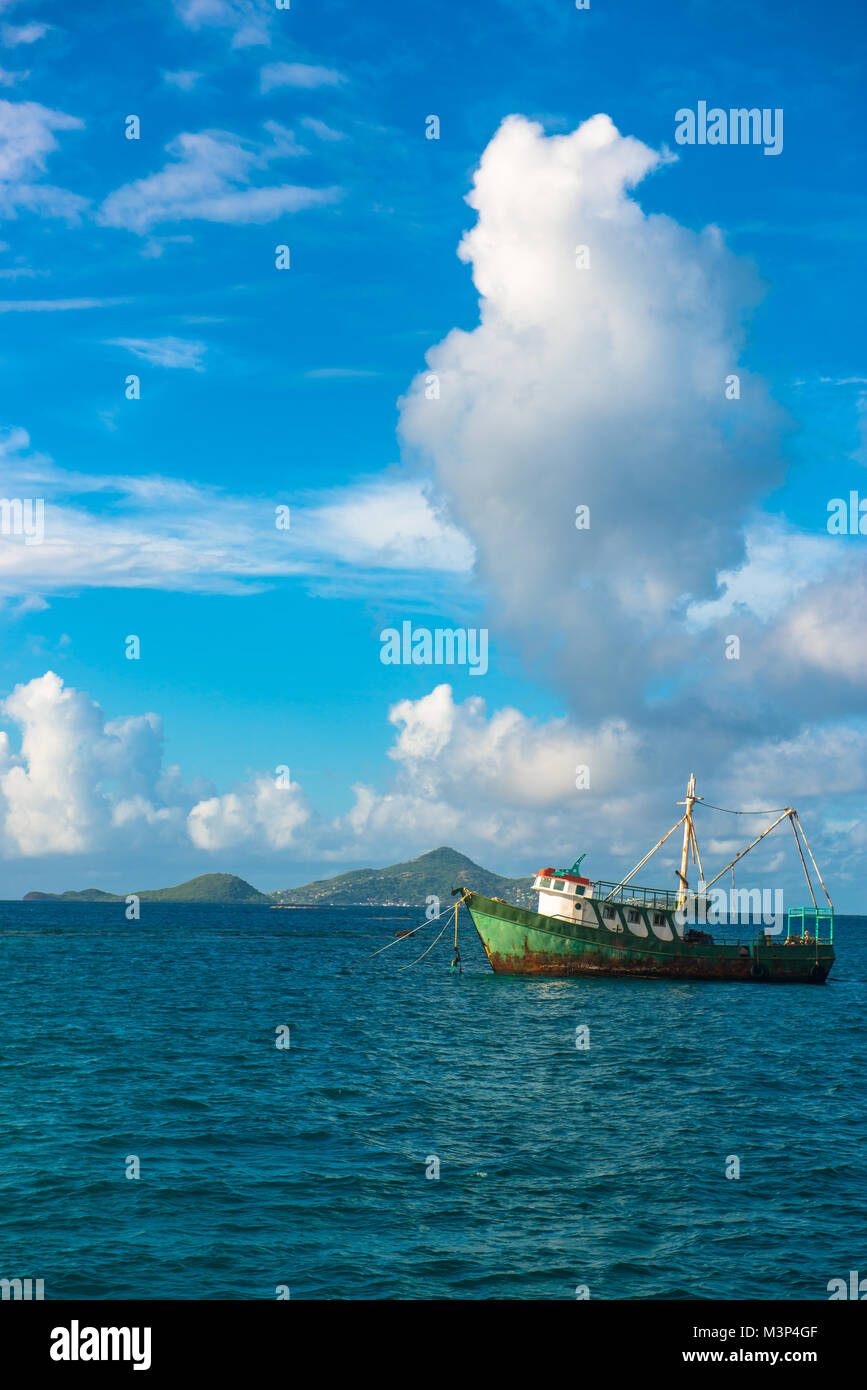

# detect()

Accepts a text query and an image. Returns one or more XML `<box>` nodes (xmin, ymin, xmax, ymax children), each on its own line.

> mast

<box><xmin>677</xmin><ymin>773</ymin><xmax>696</xmax><ymax>910</ymax></box>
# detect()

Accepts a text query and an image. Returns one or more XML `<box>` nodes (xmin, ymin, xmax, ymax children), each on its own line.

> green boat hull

<box><xmin>465</xmin><ymin>892</ymin><xmax>834</xmax><ymax>983</ymax></box>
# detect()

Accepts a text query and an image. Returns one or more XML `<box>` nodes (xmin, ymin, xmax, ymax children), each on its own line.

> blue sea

<box><xmin>1</xmin><ymin>902</ymin><xmax>864</xmax><ymax>1301</ymax></box>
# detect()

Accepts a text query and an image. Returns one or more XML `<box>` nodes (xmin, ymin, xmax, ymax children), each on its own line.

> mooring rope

<box><xmin>349</xmin><ymin>892</ymin><xmax>469</xmax><ymax>970</ymax></box>
<box><xmin>397</xmin><ymin>916</ymin><xmax>453</xmax><ymax>970</ymax></box>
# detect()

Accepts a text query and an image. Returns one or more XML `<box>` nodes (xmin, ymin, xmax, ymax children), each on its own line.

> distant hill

<box><xmin>272</xmin><ymin>847</ymin><xmax>534</xmax><ymax>907</ymax></box>
<box><xmin>22</xmin><ymin>888</ymin><xmax>123</xmax><ymax>903</ymax></box>
<box><xmin>23</xmin><ymin>851</ymin><xmax>536</xmax><ymax>909</ymax></box>
<box><xmin>23</xmin><ymin>873</ymin><xmax>270</xmax><ymax>904</ymax></box>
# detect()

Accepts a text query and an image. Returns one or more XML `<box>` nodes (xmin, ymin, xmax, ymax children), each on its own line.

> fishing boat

<box><xmin>461</xmin><ymin>776</ymin><xmax>835</xmax><ymax>983</ymax></box>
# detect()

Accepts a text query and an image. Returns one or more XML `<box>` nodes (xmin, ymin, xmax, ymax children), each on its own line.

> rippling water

<box><xmin>1</xmin><ymin>902</ymin><xmax>864</xmax><ymax>1300</ymax></box>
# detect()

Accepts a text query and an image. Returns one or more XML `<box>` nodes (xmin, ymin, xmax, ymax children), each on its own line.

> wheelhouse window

<box><xmin>539</xmin><ymin>876</ymin><xmax>552</xmax><ymax>887</ymax></box>
<box><xmin>553</xmin><ymin>880</ymin><xmax>565</xmax><ymax>891</ymax></box>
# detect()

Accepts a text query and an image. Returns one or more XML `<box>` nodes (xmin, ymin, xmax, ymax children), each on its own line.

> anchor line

<box><xmin>398</xmin><ymin>916</ymin><xmax>453</xmax><ymax>970</ymax></box>
<box><xmin>348</xmin><ymin>891</ymin><xmax>470</xmax><ymax>970</ymax></box>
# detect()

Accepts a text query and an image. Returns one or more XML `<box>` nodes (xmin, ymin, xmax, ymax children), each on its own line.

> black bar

<box><xmin>3</xmin><ymin>1299</ymin><xmax>864</xmax><ymax>1376</ymax></box>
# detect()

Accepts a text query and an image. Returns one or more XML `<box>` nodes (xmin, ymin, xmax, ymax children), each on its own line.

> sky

<box><xmin>0</xmin><ymin>0</ymin><xmax>865</xmax><ymax>905</ymax></box>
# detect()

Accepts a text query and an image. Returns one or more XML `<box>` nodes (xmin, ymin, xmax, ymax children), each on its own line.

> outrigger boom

<box><xmin>607</xmin><ymin>774</ymin><xmax>833</xmax><ymax>916</ymax></box>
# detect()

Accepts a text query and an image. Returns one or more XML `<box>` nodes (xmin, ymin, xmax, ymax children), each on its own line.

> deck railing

<box><xmin>580</xmin><ymin>887</ymin><xmax>835</xmax><ymax>947</ymax></box>
<box><xmin>593</xmin><ymin>881</ymin><xmax>683</xmax><ymax>910</ymax></box>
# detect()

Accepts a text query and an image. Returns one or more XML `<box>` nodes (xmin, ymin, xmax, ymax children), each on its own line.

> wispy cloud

<box><xmin>140</xmin><ymin>233</ymin><xmax>195</xmax><ymax>259</ymax></box>
<box><xmin>2</xmin><ymin>22</ymin><xmax>49</xmax><ymax>48</ymax></box>
<box><xmin>300</xmin><ymin>116</ymin><xmax>345</xmax><ymax>143</ymax></box>
<box><xmin>97</xmin><ymin>125</ymin><xmax>339</xmax><ymax>233</ymax></box>
<box><xmin>172</xmin><ymin>0</ymin><xmax>273</xmax><ymax>49</ymax></box>
<box><xmin>0</xmin><ymin>98</ymin><xmax>87</xmax><ymax>222</ymax></box>
<box><xmin>107</xmin><ymin>336</ymin><xmax>207</xmax><ymax>370</ymax></box>
<box><xmin>0</xmin><ymin>297</ymin><xmax>123</xmax><ymax>311</ymax></box>
<box><xmin>163</xmin><ymin>70</ymin><xmax>202</xmax><ymax>91</ymax></box>
<box><xmin>259</xmin><ymin>62</ymin><xmax>345</xmax><ymax>93</ymax></box>
<box><xmin>0</xmin><ymin>429</ymin><xmax>474</xmax><ymax>599</ymax></box>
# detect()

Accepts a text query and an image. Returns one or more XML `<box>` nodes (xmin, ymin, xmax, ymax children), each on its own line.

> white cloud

<box><xmin>386</xmin><ymin>683</ymin><xmax>638</xmax><ymax>808</ymax></box>
<box><xmin>398</xmin><ymin>113</ymin><xmax>784</xmax><ymax>718</ymax></box>
<box><xmin>172</xmin><ymin>0</ymin><xmax>272</xmax><ymax>48</ymax></box>
<box><xmin>304</xmin><ymin>479</ymin><xmax>474</xmax><ymax>574</ymax></box>
<box><xmin>2</xmin><ymin>22</ymin><xmax>49</xmax><ymax>47</ymax></box>
<box><xmin>188</xmin><ymin>775</ymin><xmax>312</xmax><ymax>851</ymax></box>
<box><xmin>390</xmin><ymin>110</ymin><xmax>867</xmax><ymax>728</ymax></box>
<box><xmin>334</xmin><ymin>691</ymin><xmax>644</xmax><ymax>865</ymax></box>
<box><xmin>337</xmin><ymin>689</ymin><xmax>867</xmax><ymax>892</ymax></box>
<box><xmin>684</xmin><ymin>522</ymin><xmax>867</xmax><ymax>694</ymax></box>
<box><xmin>97</xmin><ymin>126</ymin><xmax>338</xmax><ymax>233</ymax></box>
<box><xmin>300</xmin><ymin>116</ymin><xmax>344</xmax><ymax>142</ymax></box>
<box><xmin>139</xmin><ymin>234</ymin><xmax>195</xmax><ymax>259</ymax></box>
<box><xmin>0</xmin><ymin>672</ymin><xmax>194</xmax><ymax>856</ymax></box>
<box><xmin>0</xmin><ymin>297</ymin><xmax>121</xmax><ymax>311</ymax></box>
<box><xmin>0</xmin><ymin>98</ymin><xmax>86</xmax><ymax>221</ymax></box>
<box><xmin>726</xmin><ymin>724</ymin><xmax>867</xmax><ymax>803</ymax></box>
<box><xmin>260</xmin><ymin>62</ymin><xmax>344</xmax><ymax>93</ymax></box>
<box><xmin>107</xmin><ymin>336</ymin><xmax>207</xmax><ymax>370</ymax></box>
<box><xmin>163</xmin><ymin>70</ymin><xmax>202</xmax><ymax>91</ymax></box>
<box><xmin>3</xmin><ymin>593</ymin><xmax>47</xmax><ymax>616</ymax></box>
<box><xmin>0</xmin><ymin>672</ymin><xmax>639</xmax><ymax>868</ymax></box>
<box><xmin>0</xmin><ymin>429</ymin><xmax>473</xmax><ymax>598</ymax></box>
<box><xmin>771</xmin><ymin>570</ymin><xmax>867</xmax><ymax>685</ymax></box>
<box><xmin>686</xmin><ymin>521</ymin><xmax>843</xmax><ymax>626</ymax></box>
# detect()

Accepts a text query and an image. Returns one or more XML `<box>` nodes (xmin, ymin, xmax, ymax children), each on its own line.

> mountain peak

<box><xmin>274</xmin><ymin>846</ymin><xmax>532</xmax><ymax>907</ymax></box>
<box><xmin>410</xmin><ymin>846</ymin><xmax>477</xmax><ymax>865</ymax></box>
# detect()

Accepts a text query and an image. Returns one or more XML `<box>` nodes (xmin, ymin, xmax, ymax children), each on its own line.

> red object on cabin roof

<box><xmin>538</xmin><ymin>867</ymin><xmax>591</xmax><ymax>885</ymax></box>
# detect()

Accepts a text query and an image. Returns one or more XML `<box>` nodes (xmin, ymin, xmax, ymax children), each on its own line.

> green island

<box><xmin>22</xmin><ymin>847</ymin><xmax>533</xmax><ymax>908</ymax></box>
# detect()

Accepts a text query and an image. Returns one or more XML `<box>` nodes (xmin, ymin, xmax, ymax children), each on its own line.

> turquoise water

<box><xmin>1</xmin><ymin>902</ymin><xmax>864</xmax><ymax>1300</ymax></box>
